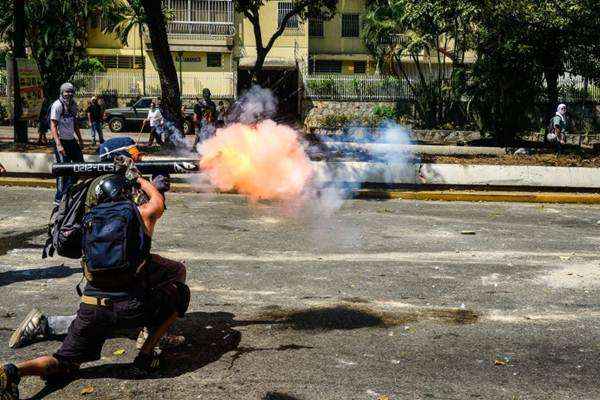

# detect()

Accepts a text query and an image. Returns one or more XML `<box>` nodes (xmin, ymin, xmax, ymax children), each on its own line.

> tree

<box><xmin>102</xmin><ymin>0</ymin><xmax>149</xmax><ymax>95</ymax></box>
<box><xmin>362</xmin><ymin>0</ymin><xmax>478</xmax><ymax>128</ymax></box>
<box><xmin>138</xmin><ymin>0</ymin><xmax>183</xmax><ymax>130</ymax></box>
<box><xmin>235</xmin><ymin>0</ymin><xmax>338</xmax><ymax>84</ymax></box>
<box><xmin>466</xmin><ymin>0</ymin><xmax>544</xmax><ymax>144</ymax></box>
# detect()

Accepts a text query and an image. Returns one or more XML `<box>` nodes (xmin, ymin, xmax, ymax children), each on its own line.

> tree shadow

<box><xmin>0</xmin><ymin>227</ymin><xmax>47</xmax><ymax>256</ymax></box>
<box><xmin>0</xmin><ymin>264</ymin><xmax>81</xmax><ymax>288</ymax></box>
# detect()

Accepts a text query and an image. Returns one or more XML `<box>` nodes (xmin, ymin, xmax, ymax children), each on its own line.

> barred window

<box><xmin>278</xmin><ymin>2</ymin><xmax>299</xmax><ymax>29</ymax></box>
<box><xmin>95</xmin><ymin>55</ymin><xmax>143</xmax><ymax>69</ymax></box>
<box><xmin>309</xmin><ymin>17</ymin><xmax>323</xmax><ymax>37</ymax></box>
<box><xmin>311</xmin><ymin>60</ymin><xmax>342</xmax><ymax>74</ymax></box>
<box><xmin>342</xmin><ymin>14</ymin><xmax>360</xmax><ymax>37</ymax></box>
<box><xmin>353</xmin><ymin>61</ymin><xmax>366</xmax><ymax>74</ymax></box>
<box><xmin>207</xmin><ymin>53</ymin><xmax>222</xmax><ymax>67</ymax></box>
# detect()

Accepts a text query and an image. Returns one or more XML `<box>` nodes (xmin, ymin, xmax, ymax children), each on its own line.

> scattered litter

<box><xmin>337</xmin><ymin>359</ymin><xmax>357</xmax><ymax>366</ymax></box>
<box><xmin>366</xmin><ymin>389</ymin><xmax>380</xmax><ymax>397</ymax></box>
<box><xmin>390</xmin><ymin>359</ymin><xmax>401</xmax><ymax>364</ymax></box>
<box><xmin>494</xmin><ymin>354</ymin><xmax>513</xmax><ymax>366</ymax></box>
<box><xmin>559</xmin><ymin>256</ymin><xmax>571</xmax><ymax>261</ymax></box>
<box><xmin>378</xmin><ymin>396</ymin><xmax>390</xmax><ymax>400</ymax></box>
<box><xmin>461</xmin><ymin>231</ymin><xmax>476</xmax><ymax>235</ymax></box>
<box><xmin>113</xmin><ymin>349</ymin><xmax>126</xmax><ymax>356</ymax></box>
<box><xmin>460</xmin><ymin>303</ymin><xmax>466</xmax><ymax>310</ymax></box>
<box><xmin>80</xmin><ymin>386</ymin><xmax>95</xmax><ymax>395</ymax></box>
<box><xmin>513</xmin><ymin>148</ymin><xmax>527</xmax><ymax>155</ymax></box>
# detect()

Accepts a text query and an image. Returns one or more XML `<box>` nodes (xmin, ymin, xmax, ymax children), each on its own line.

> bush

<box><xmin>372</xmin><ymin>104</ymin><xmax>396</xmax><ymax>120</ymax></box>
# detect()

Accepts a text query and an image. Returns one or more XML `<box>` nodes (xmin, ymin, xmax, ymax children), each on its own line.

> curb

<box><xmin>355</xmin><ymin>190</ymin><xmax>600</xmax><ymax>204</ymax></box>
<box><xmin>2</xmin><ymin>177</ymin><xmax>600</xmax><ymax>204</ymax></box>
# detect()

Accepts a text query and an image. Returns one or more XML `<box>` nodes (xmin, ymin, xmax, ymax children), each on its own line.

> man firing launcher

<box><xmin>0</xmin><ymin>174</ymin><xmax>190</xmax><ymax>400</ymax></box>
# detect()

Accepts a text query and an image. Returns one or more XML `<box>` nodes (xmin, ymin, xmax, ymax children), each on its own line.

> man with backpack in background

<box><xmin>52</xmin><ymin>82</ymin><xmax>85</xmax><ymax>205</ymax></box>
<box><xmin>0</xmin><ymin>173</ymin><xmax>190</xmax><ymax>400</ymax></box>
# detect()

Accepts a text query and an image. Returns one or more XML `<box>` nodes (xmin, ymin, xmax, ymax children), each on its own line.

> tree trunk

<box><xmin>139</xmin><ymin>25</ymin><xmax>146</xmax><ymax>96</ymax></box>
<box><xmin>251</xmin><ymin>49</ymin><xmax>268</xmax><ymax>86</ymax></box>
<box><xmin>139</xmin><ymin>0</ymin><xmax>182</xmax><ymax>129</ymax></box>
<box><xmin>544</xmin><ymin>68</ymin><xmax>559</xmax><ymax>118</ymax></box>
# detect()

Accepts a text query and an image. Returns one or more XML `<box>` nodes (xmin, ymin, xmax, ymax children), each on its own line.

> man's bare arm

<box><xmin>51</xmin><ymin>120</ymin><xmax>64</xmax><ymax>155</ymax></box>
<box><xmin>137</xmin><ymin>177</ymin><xmax>165</xmax><ymax>233</ymax></box>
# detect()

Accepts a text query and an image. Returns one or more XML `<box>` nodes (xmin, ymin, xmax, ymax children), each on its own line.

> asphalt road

<box><xmin>1</xmin><ymin>186</ymin><xmax>600</xmax><ymax>399</ymax></box>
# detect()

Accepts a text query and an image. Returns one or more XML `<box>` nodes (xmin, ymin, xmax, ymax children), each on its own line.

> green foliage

<box><xmin>362</xmin><ymin>0</ymin><xmax>475</xmax><ymax>129</ymax></box>
<box><xmin>372</xmin><ymin>105</ymin><xmax>396</xmax><ymax>120</ymax></box>
<box><xmin>0</xmin><ymin>0</ymin><xmax>120</xmax><ymax>100</ymax></box>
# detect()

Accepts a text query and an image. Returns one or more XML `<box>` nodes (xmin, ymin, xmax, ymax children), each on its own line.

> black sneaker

<box><xmin>0</xmin><ymin>364</ymin><xmax>20</xmax><ymax>400</ymax></box>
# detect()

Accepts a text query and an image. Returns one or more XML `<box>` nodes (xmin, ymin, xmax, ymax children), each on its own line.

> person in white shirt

<box><xmin>51</xmin><ymin>82</ymin><xmax>85</xmax><ymax>205</ymax></box>
<box><xmin>144</xmin><ymin>99</ymin><xmax>164</xmax><ymax>146</ymax></box>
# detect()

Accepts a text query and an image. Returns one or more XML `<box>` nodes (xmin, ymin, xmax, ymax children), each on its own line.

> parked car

<box><xmin>103</xmin><ymin>97</ymin><xmax>194</xmax><ymax>134</ymax></box>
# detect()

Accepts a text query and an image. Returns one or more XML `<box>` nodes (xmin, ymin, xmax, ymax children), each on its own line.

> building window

<box><xmin>207</xmin><ymin>53</ymin><xmax>222</xmax><ymax>67</ymax></box>
<box><xmin>278</xmin><ymin>2</ymin><xmax>299</xmax><ymax>29</ymax></box>
<box><xmin>342</xmin><ymin>14</ymin><xmax>360</xmax><ymax>37</ymax></box>
<box><xmin>94</xmin><ymin>55</ymin><xmax>143</xmax><ymax>70</ymax></box>
<box><xmin>311</xmin><ymin>60</ymin><xmax>342</xmax><ymax>74</ymax></box>
<box><xmin>353</xmin><ymin>61</ymin><xmax>366</xmax><ymax>74</ymax></box>
<box><xmin>309</xmin><ymin>17</ymin><xmax>323</xmax><ymax>37</ymax></box>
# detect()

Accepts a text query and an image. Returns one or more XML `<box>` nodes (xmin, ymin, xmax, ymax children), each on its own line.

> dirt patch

<box><xmin>258</xmin><ymin>304</ymin><xmax>478</xmax><ymax>332</ymax></box>
<box><xmin>422</xmin><ymin>153</ymin><xmax>600</xmax><ymax>168</ymax></box>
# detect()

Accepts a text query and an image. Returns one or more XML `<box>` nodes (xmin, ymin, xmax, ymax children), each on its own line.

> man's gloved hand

<box><xmin>114</xmin><ymin>155</ymin><xmax>141</xmax><ymax>182</ymax></box>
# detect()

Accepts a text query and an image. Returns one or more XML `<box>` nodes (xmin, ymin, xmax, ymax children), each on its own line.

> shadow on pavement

<box><xmin>27</xmin><ymin>306</ymin><xmax>408</xmax><ymax>398</ymax></box>
<box><xmin>0</xmin><ymin>228</ymin><xmax>46</xmax><ymax>256</ymax></box>
<box><xmin>0</xmin><ymin>264</ymin><xmax>81</xmax><ymax>288</ymax></box>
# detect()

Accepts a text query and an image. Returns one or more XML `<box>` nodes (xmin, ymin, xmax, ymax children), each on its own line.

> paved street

<box><xmin>1</xmin><ymin>186</ymin><xmax>600</xmax><ymax>399</ymax></box>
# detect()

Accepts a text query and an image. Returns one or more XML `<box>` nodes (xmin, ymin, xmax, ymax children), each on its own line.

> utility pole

<box><xmin>13</xmin><ymin>0</ymin><xmax>28</xmax><ymax>144</ymax></box>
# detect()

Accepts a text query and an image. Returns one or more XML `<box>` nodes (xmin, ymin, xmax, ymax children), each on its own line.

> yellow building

<box><xmin>82</xmin><ymin>0</ymin><xmax>379</xmax><ymax>100</ymax></box>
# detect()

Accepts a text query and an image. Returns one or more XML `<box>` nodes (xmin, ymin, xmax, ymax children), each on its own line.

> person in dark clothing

<box><xmin>51</xmin><ymin>82</ymin><xmax>85</xmax><ymax>205</ymax></box>
<box><xmin>86</xmin><ymin>97</ymin><xmax>105</xmax><ymax>146</ymax></box>
<box><xmin>193</xmin><ymin>88</ymin><xmax>217</xmax><ymax>150</ymax></box>
<box><xmin>0</xmin><ymin>175</ymin><xmax>189</xmax><ymax>400</ymax></box>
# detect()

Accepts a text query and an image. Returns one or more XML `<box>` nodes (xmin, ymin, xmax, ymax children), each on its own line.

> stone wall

<box><xmin>302</xmin><ymin>99</ymin><xmax>397</xmax><ymax>129</ymax></box>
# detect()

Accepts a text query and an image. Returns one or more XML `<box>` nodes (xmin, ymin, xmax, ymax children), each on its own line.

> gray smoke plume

<box><xmin>226</xmin><ymin>85</ymin><xmax>278</xmax><ymax>125</ymax></box>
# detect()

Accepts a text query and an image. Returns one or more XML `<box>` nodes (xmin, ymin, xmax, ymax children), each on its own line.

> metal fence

<box><xmin>303</xmin><ymin>72</ymin><xmax>600</xmax><ymax>102</ymax></box>
<box><xmin>303</xmin><ymin>73</ymin><xmax>413</xmax><ymax>100</ymax></box>
<box><xmin>74</xmin><ymin>71</ymin><xmax>235</xmax><ymax>98</ymax></box>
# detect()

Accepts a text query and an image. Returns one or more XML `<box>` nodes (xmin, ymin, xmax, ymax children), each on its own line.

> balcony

<box><xmin>164</xmin><ymin>0</ymin><xmax>235</xmax><ymax>47</ymax></box>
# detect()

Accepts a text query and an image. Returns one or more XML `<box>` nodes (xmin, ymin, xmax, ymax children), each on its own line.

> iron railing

<box><xmin>166</xmin><ymin>0</ymin><xmax>235</xmax><ymax>36</ymax></box>
<box><xmin>303</xmin><ymin>73</ymin><xmax>413</xmax><ymax>100</ymax></box>
<box><xmin>74</xmin><ymin>71</ymin><xmax>235</xmax><ymax>98</ymax></box>
<box><xmin>303</xmin><ymin>72</ymin><xmax>600</xmax><ymax>102</ymax></box>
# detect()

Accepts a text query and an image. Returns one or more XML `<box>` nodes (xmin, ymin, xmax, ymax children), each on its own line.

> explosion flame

<box><xmin>198</xmin><ymin>120</ymin><xmax>314</xmax><ymax>202</ymax></box>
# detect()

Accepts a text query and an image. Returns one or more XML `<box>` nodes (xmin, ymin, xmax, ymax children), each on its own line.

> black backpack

<box><xmin>42</xmin><ymin>179</ymin><xmax>93</xmax><ymax>259</ymax></box>
<box><xmin>81</xmin><ymin>200</ymin><xmax>149</xmax><ymax>291</ymax></box>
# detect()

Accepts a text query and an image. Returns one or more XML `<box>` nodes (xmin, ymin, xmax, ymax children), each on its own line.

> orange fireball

<box><xmin>199</xmin><ymin>120</ymin><xmax>314</xmax><ymax>202</ymax></box>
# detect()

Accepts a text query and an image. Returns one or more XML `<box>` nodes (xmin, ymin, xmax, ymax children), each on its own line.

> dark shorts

<box><xmin>54</xmin><ymin>256</ymin><xmax>188</xmax><ymax>365</ymax></box>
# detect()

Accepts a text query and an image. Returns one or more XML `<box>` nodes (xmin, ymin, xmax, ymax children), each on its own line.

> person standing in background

<box><xmin>51</xmin><ymin>82</ymin><xmax>85</xmax><ymax>205</ymax></box>
<box><xmin>86</xmin><ymin>96</ymin><xmax>104</xmax><ymax>146</ymax></box>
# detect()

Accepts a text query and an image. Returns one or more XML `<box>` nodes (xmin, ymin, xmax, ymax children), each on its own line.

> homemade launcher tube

<box><xmin>51</xmin><ymin>159</ymin><xmax>201</xmax><ymax>177</ymax></box>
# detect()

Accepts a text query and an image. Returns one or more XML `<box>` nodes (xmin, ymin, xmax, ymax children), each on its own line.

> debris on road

<box><xmin>113</xmin><ymin>348</ymin><xmax>126</xmax><ymax>356</ymax></box>
<box><xmin>495</xmin><ymin>354</ymin><xmax>513</xmax><ymax>366</ymax></box>
<box><xmin>80</xmin><ymin>386</ymin><xmax>95</xmax><ymax>395</ymax></box>
<box><xmin>461</xmin><ymin>230</ymin><xmax>476</xmax><ymax>235</ymax></box>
